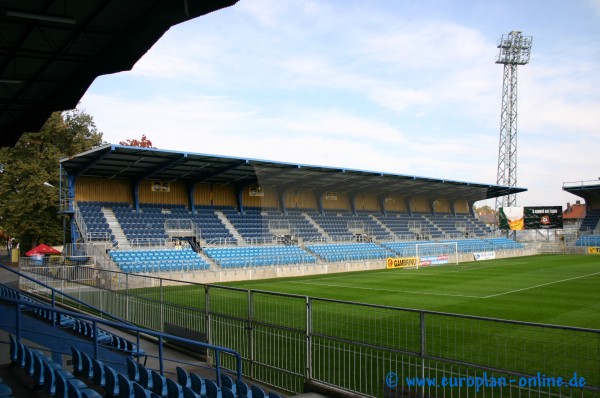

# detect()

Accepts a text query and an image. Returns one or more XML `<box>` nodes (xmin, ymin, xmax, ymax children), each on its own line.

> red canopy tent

<box><xmin>25</xmin><ymin>244</ymin><xmax>61</xmax><ymax>257</ymax></box>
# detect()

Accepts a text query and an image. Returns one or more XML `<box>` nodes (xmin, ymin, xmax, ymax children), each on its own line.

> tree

<box><xmin>473</xmin><ymin>204</ymin><xmax>497</xmax><ymax>227</ymax></box>
<box><xmin>0</xmin><ymin>109</ymin><xmax>104</xmax><ymax>251</ymax></box>
<box><xmin>119</xmin><ymin>134</ymin><xmax>155</xmax><ymax>148</ymax></box>
<box><xmin>474</xmin><ymin>204</ymin><xmax>496</xmax><ymax>215</ymax></box>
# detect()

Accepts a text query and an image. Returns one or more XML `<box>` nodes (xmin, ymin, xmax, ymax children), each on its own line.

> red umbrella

<box><xmin>25</xmin><ymin>244</ymin><xmax>61</xmax><ymax>257</ymax></box>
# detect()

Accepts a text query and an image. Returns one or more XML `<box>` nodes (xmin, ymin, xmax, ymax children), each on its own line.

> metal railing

<box><xmin>0</xmin><ymin>285</ymin><xmax>243</xmax><ymax>385</ymax></box>
<box><xmin>15</xmin><ymin>263</ymin><xmax>600</xmax><ymax>397</ymax></box>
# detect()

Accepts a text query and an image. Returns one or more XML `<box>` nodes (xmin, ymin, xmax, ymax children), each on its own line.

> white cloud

<box><xmin>79</xmin><ymin>1</ymin><xmax>600</xmax><ymax>207</ymax></box>
<box><xmin>586</xmin><ymin>0</ymin><xmax>600</xmax><ymax>15</ymax></box>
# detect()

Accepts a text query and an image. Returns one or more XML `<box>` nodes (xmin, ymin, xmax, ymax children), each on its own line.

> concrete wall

<box><xmin>153</xmin><ymin>248</ymin><xmax>537</xmax><ymax>285</ymax></box>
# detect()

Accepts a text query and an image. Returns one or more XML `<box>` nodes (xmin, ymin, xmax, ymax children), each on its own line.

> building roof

<box><xmin>563</xmin><ymin>203</ymin><xmax>586</xmax><ymax>220</ymax></box>
<box><xmin>0</xmin><ymin>0</ymin><xmax>238</xmax><ymax>147</ymax></box>
<box><xmin>61</xmin><ymin>144</ymin><xmax>527</xmax><ymax>202</ymax></box>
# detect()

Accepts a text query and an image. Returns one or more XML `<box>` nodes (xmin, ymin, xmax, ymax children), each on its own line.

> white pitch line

<box><xmin>288</xmin><ymin>281</ymin><xmax>483</xmax><ymax>298</ymax></box>
<box><xmin>483</xmin><ymin>271</ymin><xmax>600</xmax><ymax>299</ymax></box>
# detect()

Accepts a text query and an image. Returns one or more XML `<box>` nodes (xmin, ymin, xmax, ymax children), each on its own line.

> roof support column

<box><xmin>188</xmin><ymin>182</ymin><xmax>196</xmax><ymax>214</ymax></box>
<box><xmin>68</xmin><ymin>174</ymin><xmax>79</xmax><ymax>244</ymax></box>
<box><xmin>278</xmin><ymin>190</ymin><xmax>288</xmax><ymax>215</ymax></box>
<box><xmin>236</xmin><ymin>187</ymin><xmax>245</xmax><ymax>215</ymax></box>
<box><xmin>450</xmin><ymin>200</ymin><xmax>457</xmax><ymax>217</ymax></box>
<box><xmin>429</xmin><ymin>199</ymin><xmax>437</xmax><ymax>217</ymax></box>
<box><xmin>378</xmin><ymin>195</ymin><xmax>387</xmax><ymax>217</ymax></box>
<box><xmin>132</xmin><ymin>180</ymin><xmax>140</xmax><ymax>214</ymax></box>
<box><xmin>468</xmin><ymin>200</ymin><xmax>476</xmax><ymax>217</ymax></box>
<box><xmin>349</xmin><ymin>193</ymin><xmax>357</xmax><ymax>215</ymax></box>
<box><xmin>316</xmin><ymin>191</ymin><xmax>324</xmax><ymax>215</ymax></box>
<box><xmin>405</xmin><ymin>197</ymin><xmax>413</xmax><ymax>217</ymax></box>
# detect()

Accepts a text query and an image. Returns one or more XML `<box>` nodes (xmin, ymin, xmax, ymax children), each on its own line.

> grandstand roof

<box><xmin>563</xmin><ymin>180</ymin><xmax>600</xmax><ymax>203</ymax></box>
<box><xmin>61</xmin><ymin>145</ymin><xmax>526</xmax><ymax>202</ymax></box>
<box><xmin>0</xmin><ymin>0</ymin><xmax>238</xmax><ymax>147</ymax></box>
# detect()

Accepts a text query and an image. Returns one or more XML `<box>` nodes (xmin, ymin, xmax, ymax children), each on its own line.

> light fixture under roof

<box><xmin>3</xmin><ymin>9</ymin><xmax>76</xmax><ymax>25</ymax></box>
<box><xmin>0</xmin><ymin>79</ymin><xmax>23</xmax><ymax>84</ymax></box>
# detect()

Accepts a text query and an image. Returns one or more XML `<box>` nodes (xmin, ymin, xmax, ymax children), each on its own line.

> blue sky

<box><xmin>80</xmin><ymin>0</ymin><xmax>600</xmax><ymax>208</ymax></box>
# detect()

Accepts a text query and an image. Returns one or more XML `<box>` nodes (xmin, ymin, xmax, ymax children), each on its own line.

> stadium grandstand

<box><xmin>2</xmin><ymin>2</ymin><xmax>599</xmax><ymax>397</ymax></box>
<box><xmin>46</xmin><ymin>144</ymin><xmax>532</xmax><ymax>282</ymax></box>
<box><xmin>563</xmin><ymin>180</ymin><xmax>600</xmax><ymax>248</ymax></box>
<box><xmin>3</xmin><ymin>149</ymin><xmax>599</xmax><ymax>398</ymax></box>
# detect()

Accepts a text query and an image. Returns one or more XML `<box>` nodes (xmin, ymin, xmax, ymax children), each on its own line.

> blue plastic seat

<box><xmin>150</xmin><ymin>370</ymin><xmax>167</xmax><ymax>396</ymax></box>
<box><xmin>91</xmin><ymin>358</ymin><xmax>106</xmax><ymax>388</ymax></box>
<box><xmin>189</xmin><ymin>373</ymin><xmax>206</xmax><ymax>396</ymax></box>
<box><xmin>176</xmin><ymin>366</ymin><xmax>191</xmax><ymax>388</ymax></box>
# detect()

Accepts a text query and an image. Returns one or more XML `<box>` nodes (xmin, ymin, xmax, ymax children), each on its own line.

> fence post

<box><xmin>306</xmin><ymin>296</ymin><xmax>312</xmax><ymax>381</ymax></box>
<box><xmin>125</xmin><ymin>273</ymin><xmax>129</xmax><ymax>320</ymax></box>
<box><xmin>420</xmin><ymin>311</ymin><xmax>426</xmax><ymax>398</ymax></box>
<box><xmin>160</xmin><ymin>278</ymin><xmax>164</xmax><ymax>332</ymax></box>
<box><xmin>16</xmin><ymin>303</ymin><xmax>22</xmax><ymax>341</ymax></box>
<box><xmin>205</xmin><ymin>284</ymin><xmax>212</xmax><ymax>346</ymax></box>
<box><xmin>248</xmin><ymin>290</ymin><xmax>254</xmax><ymax>379</ymax></box>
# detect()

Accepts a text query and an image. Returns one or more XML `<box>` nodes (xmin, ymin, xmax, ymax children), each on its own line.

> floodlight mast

<box><xmin>494</xmin><ymin>31</ymin><xmax>532</xmax><ymax>234</ymax></box>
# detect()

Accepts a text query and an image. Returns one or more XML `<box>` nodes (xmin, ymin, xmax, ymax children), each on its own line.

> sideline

<box><xmin>483</xmin><ymin>271</ymin><xmax>600</xmax><ymax>298</ymax></box>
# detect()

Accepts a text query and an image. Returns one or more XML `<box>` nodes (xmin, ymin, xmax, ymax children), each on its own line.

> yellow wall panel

<box><xmin>454</xmin><ymin>200</ymin><xmax>470</xmax><ymax>214</ymax></box>
<box><xmin>283</xmin><ymin>190</ymin><xmax>317</xmax><ymax>210</ymax></box>
<box><xmin>356</xmin><ymin>194</ymin><xmax>380</xmax><ymax>211</ymax></box>
<box><xmin>138</xmin><ymin>180</ymin><xmax>187</xmax><ymax>205</ymax></box>
<box><xmin>242</xmin><ymin>187</ymin><xmax>279</xmax><ymax>209</ymax></box>
<box><xmin>75</xmin><ymin>177</ymin><xmax>131</xmax><ymax>203</ymax></box>
<box><xmin>322</xmin><ymin>192</ymin><xmax>349</xmax><ymax>211</ymax></box>
<box><xmin>212</xmin><ymin>185</ymin><xmax>236</xmax><ymax>207</ymax></box>
<box><xmin>434</xmin><ymin>199</ymin><xmax>451</xmax><ymax>214</ymax></box>
<box><xmin>412</xmin><ymin>197</ymin><xmax>430</xmax><ymax>213</ymax></box>
<box><xmin>383</xmin><ymin>195</ymin><xmax>406</xmax><ymax>212</ymax></box>
<box><xmin>194</xmin><ymin>184</ymin><xmax>212</xmax><ymax>207</ymax></box>
<box><xmin>296</xmin><ymin>190</ymin><xmax>317</xmax><ymax>209</ymax></box>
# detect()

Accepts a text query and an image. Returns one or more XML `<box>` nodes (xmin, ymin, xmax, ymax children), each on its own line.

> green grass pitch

<box><xmin>220</xmin><ymin>254</ymin><xmax>600</xmax><ymax>329</ymax></box>
<box><xmin>130</xmin><ymin>254</ymin><xmax>599</xmax><ymax>393</ymax></box>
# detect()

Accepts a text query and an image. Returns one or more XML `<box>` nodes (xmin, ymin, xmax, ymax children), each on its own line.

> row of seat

<box><xmin>204</xmin><ymin>246</ymin><xmax>318</xmax><ymax>268</ymax></box>
<box><xmin>78</xmin><ymin>201</ymin><xmax>493</xmax><ymax>248</ymax></box>
<box><xmin>10</xmin><ymin>335</ymin><xmax>102</xmax><ymax>398</ymax></box>
<box><xmin>1</xmin><ymin>284</ymin><xmax>144</xmax><ymax>357</ymax></box>
<box><xmin>126</xmin><ymin>356</ymin><xmax>283</xmax><ymax>398</ymax></box>
<box><xmin>306</xmin><ymin>242</ymin><xmax>395</xmax><ymax>262</ymax></box>
<box><xmin>109</xmin><ymin>249</ymin><xmax>211</xmax><ymax>273</ymax></box>
<box><xmin>108</xmin><ymin>236</ymin><xmax>526</xmax><ymax>272</ymax></box>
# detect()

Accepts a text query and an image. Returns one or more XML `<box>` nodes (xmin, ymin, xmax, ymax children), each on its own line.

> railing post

<box><xmin>126</xmin><ymin>273</ymin><xmax>129</xmax><ymax>320</ymax></box>
<box><xmin>16</xmin><ymin>303</ymin><xmax>22</xmax><ymax>341</ymax></box>
<box><xmin>420</xmin><ymin>311</ymin><xmax>426</xmax><ymax>398</ymax></box>
<box><xmin>92</xmin><ymin>320</ymin><xmax>99</xmax><ymax>359</ymax></box>
<box><xmin>215</xmin><ymin>347</ymin><xmax>222</xmax><ymax>388</ymax></box>
<box><xmin>205</xmin><ymin>285</ymin><xmax>211</xmax><ymax>346</ymax></box>
<box><xmin>306</xmin><ymin>296</ymin><xmax>312</xmax><ymax>381</ymax></box>
<box><xmin>248</xmin><ymin>290</ymin><xmax>254</xmax><ymax>380</ymax></box>
<box><xmin>160</xmin><ymin>278</ymin><xmax>164</xmax><ymax>332</ymax></box>
<box><xmin>158</xmin><ymin>335</ymin><xmax>164</xmax><ymax>374</ymax></box>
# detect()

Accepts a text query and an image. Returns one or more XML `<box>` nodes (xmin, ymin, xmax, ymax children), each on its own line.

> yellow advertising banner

<box><xmin>588</xmin><ymin>247</ymin><xmax>600</xmax><ymax>255</ymax></box>
<box><xmin>386</xmin><ymin>257</ymin><xmax>418</xmax><ymax>269</ymax></box>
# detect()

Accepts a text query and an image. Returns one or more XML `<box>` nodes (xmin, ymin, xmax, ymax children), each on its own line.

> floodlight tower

<box><xmin>494</xmin><ymin>31</ymin><xmax>532</xmax><ymax>215</ymax></box>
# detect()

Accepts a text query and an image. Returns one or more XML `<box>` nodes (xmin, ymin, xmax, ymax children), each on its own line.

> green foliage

<box><xmin>0</xmin><ymin>109</ymin><xmax>103</xmax><ymax>250</ymax></box>
<box><xmin>474</xmin><ymin>204</ymin><xmax>496</xmax><ymax>215</ymax></box>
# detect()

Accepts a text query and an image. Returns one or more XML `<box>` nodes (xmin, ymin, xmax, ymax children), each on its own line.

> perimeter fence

<box><xmin>18</xmin><ymin>265</ymin><xmax>600</xmax><ymax>398</ymax></box>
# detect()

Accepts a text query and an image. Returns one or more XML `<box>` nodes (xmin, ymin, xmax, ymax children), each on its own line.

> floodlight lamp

<box><xmin>3</xmin><ymin>9</ymin><xmax>76</xmax><ymax>25</ymax></box>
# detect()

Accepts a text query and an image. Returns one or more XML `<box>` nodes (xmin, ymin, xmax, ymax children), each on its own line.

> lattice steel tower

<box><xmin>494</xmin><ymin>31</ymin><xmax>532</xmax><ymax>212</ymax></box>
